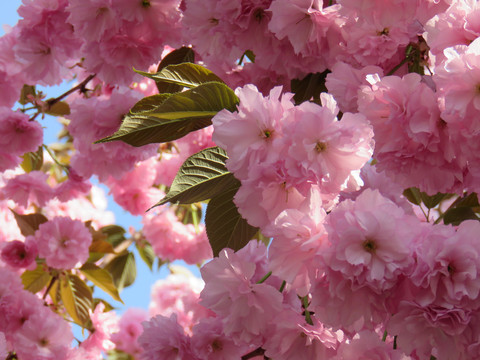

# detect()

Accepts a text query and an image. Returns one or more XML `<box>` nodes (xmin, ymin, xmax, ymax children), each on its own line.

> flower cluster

<box><xmin>1</xmin><ymin>0</ymin><xmax>480</xmax><ymax>359</ymax></box>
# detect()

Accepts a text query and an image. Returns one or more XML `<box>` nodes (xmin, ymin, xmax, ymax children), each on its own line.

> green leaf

<box><xmin>291</xmin><ymin>70</ymin><xmax>330</xmax><ymax>105</ymax></box>
<box><xmin>136</xmin><ymin>242</ymin><xmax>155</xmax><ymax>271</ymax></box>
<box><xmin>10</xmin><ymin>210</ymin><xmax>48</xmax><ymax>236</ymax></box>
<box><xmin>21</xmin><ymin>264</ymin><xmax>51</xmax><ymax>293</ymax></box>
<box><xmin>155</xmin><ymin>146</ymin><xmax>237</xmax><ymax>207</ymax></box>
<box><xmin>80</xmin><ymin>263</ymin><xmax>123</xmax><ymax>303</ymax></box>
<box><xmin>45</xmin><ymin>101</ymin><xmax>71</xmax><ymax>116</ymax></box>
<box><xmin>89</xmin><ymin>239</ymin><xmax>116</xmax><ymax>254</ymax></box>
<box><xmin>106</xmin><ymin>350</ymin><xmax>135</xmax><ymax>360</ymax></box>
<box><xmin>205</xmin><ymin>181</ymin><xmax>258</xmax><ymax>256</ymax></box>
<box><xmin>93</xmin><ymin>298</ymin><xmax>115</xmax><ymax>312</ymax></box>
<box><xmin>19</xmin><ymin>84</ymin><xmax>36</xmax><ymax>105</ymax></box>
<box><xmin>403</xmin><ymin>187</ymin><xmax>422</xmax><ymax>206</ymax></box>
<box><xmin>135</xmin><ymin>63</ymin><xmax>224</xmax><ymax>89</ymax></box>
<box><xmin>420</xmin><ymin>192</ymin><xmax>449</xmax><ymax>209</ymax></box>
<box><xmin>95</xmin><ymin>82</ymin><xmax>238</xmax><ymax>147</ymax></box>
<box><xmin>455</xmin><ymin>192</ymin><xmax>480</xmax><ymax>208</ymax></box>
<box><xmin>443</xmin><ymin>207</ymin><xmax>479</xmax><ymax>226</ymax></box>
<box><xmin>60</xmin><ymin>273</ymin><xmax>93</xmax><ymax>326</ymax></box>
<box><xmin>104</xmin><ymin>252</ymin><xmax>137</xmax><ymax>291</ymax></box>
<box><xmin>101</xmin><ymin>225</ymin><xmax>127</xmax><ymax>248</ymax></box>
<box><xmin>130</xmin><ymin>94</ymin><xmax>172</xmax><ymax>114</ymax></box>
<box><xmin>49</xmin><ymin>278</ymin><xmax>61</xmax><ymax>305</ymax></box>
<box><xmin>21</xmin><ymin>146</ymin><xmax>43</xmax><ymax>173</ymax></box>
<box><xmin>155</xmin><ymin>47</ymin><xmax>195</xmax><ymax>94</ymax></box>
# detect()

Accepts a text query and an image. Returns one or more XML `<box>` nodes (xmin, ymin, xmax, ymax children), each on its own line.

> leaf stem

<box><xmin>43</xmin><ymin>144</ymin><xmax>69</xmax><ymax>172</ymax></box>
<box><xmin>46</xmin><ymin>74</ymin><xmax>95</xmax><ymax>108</ymax></box>
<box><xmin>257</xmin><ymin>271</ymin><xmax>272</xmax><ymax>284</ymax></box>
<box><xmin>302</xmin><ymin>296</ymin><xmax>313</xmax><ymax>325</ymax></box>
<box><xmin>241</xmin><ymin>347</ymin><xmax>267</xmax><ymax>360</ymax></box>
<box><xmin>43</xmin><ymin>276</ymin><xmax>57</xmax><ymax>300</ymax></box>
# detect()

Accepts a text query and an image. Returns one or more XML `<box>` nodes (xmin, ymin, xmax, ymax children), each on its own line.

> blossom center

<box><xmin>448</xmin><ymin>263</ymin><xmax>456</xmax><ymax>275</ymax></box>
<box><xmin>209</xmin><ymin>18</ymin><xmax>219</xmax><ymax>25</ymax></box>
<box><xmin>39</xmin><ymin>338</ymin><xmax>49</xmax><ymax>347</ymax></box>
<box><xmin>142</xmin><ymin>0</ymin><xmax>151</xmax><ymax>7</ymax></box>
<box><xmin>315</xmin><ymin>141</ymin><xmax>327</xmax><ymax>153</ymax></box>
<box><xmin>362</xmin><ymin>238</ymin><xmax>377</xmax><ymax>253</ymax></box>
<box><xmin>212</xmin><ymin>339</ymin><xmax>223</xmax><ymax>351</ymax></box>
<box><xmin>377</xmin><ymin>28</ymin><xmax>390</xmax><ymax>36</ymax></box>
<box><xmin>253</xmin><ymin>8</ymin><xmax>266</xmax><ymax>23</ymax></box>
<box><xmin>262</xmin><ymin>129</ymin><xmax>273</xmax><ymax>139</ymax></box>
<box><xmin>96</xmin><ymin>7</ymin><xmax>109</xmax><ymax>18</ymax></box>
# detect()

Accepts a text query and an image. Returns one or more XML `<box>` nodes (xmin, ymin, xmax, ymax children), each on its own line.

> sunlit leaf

<box><xmin>205</xmin><ymin>181</ymin><xmax>258</xmax><ymax>256</ymax></box>
<box><xmin>130</xmin><ymin>94</ymin><xmax>172</xmax><ymax>114</ymax></box>
<box><xmin>155</xmin><ymin>47</ymin><xmax>195</xmax><ymax>94</ymax></box>
<box><xmin>136</xmin><ymin>242</ymin><xmax>155</xmax><ymax>271</ymax></box>
<box><xmin>10</xmin><ymin>210</ymin><xmax>48</xmax><ymax>237</ymax></box>
<box><xmin>45</xmin><ymin>101</ymin><xmax>71</xmax><ymax>116</ymax></box>
<box><xmin>89</xmin><ymin>239</ymin><xmax>116</xmax><ymax>254</ymax></box>
<box><xmin>95</xmin><ymin>82</ymin><xmax>237</xmax><ymax>147</ymax></box>
<box><xmin>80</xmin><ymin>263</ymin><xmax>123</xmax><ymax>303</ymax></box>
<box><xmin>93</xmin><ymin>298</ymin><xmax>115</xmax><ymax>312</ymax></box>
<box><xmin>155</xmin><ymin>147</ymin><xmax>236</xmax><ymax>207</ymax></box>
<box><xmin>19</xmin><ymin>84</ymin><xmax>36</xmax><ymax>105</ymax></box>
<box><xmin>21</xmin><ymin>263</ymin><xmax>51</xmax><ymax>294</ymax></box>
<box><xmin>135</xmin><ymin>63</ymin><xmax>224</xmax><ymax>89</ymax></box>
<box><xmin>60</xmin><ymin>273</ymin><xmax>93</xmax><ymax>326</ymax></box>
<box><xmin>21</xmin><ymin>146</ymin><xmax>43</xmax><ymax>173</ymax></box>
<box><xmin>104</xmin><ymin>252</ymin><xmax>136</xmax><ymax>291</ymax></box>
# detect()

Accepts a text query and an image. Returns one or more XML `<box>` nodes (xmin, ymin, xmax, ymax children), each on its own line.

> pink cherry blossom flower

<box><xmin>200</xmin><ymin>243</ymin><xmax>284</xmax><ymax>346</ymax></box>
<box><xmin>1</xmin><ymin>239</ymin><xmax>37</xmax><ymax>270</ymax></box>
<box><xmin>139</xmin><ymin>314</ymin><xmax>194</xmax><ymax>360</ymax></box>
<box><xmin>15</xmin><ymin>0</ymin><xmax>82</xmax><ymax>86</ymax></box>
<box><xmin>43</xmin><ymin>186</ymin><xmax>115</xmax><ymax>228</ymax></box>
<box><xmin>67</xmin><ymin>89</ymin><xmax>157</xmax><ymax>181</ymax></box>
<box><xmin>263</xmin><ymin>310</ymin><xmax>340</xmax><ymax>360</ymax></box>
<box><xmin>410</xmin><ymin>220</ymin><xmax>480</xmax><ymax>309</ymax></box>
<box><xmin>111</xmin><ymin>308</ymin><xmax>148</xmax><ymax>357</ymax></box>
<box><xmin>13</xmin><ymin>305</ymin><xmax>73</xmax><ymax>360</ymax></box>
<box><xmin>191</xmin><ymin>317</ymin><xmax>249</xmax><ymax>359</ymax></box>
<box><xmin>0</xmin><ymin>268</ymin><xmax>24</xmax><ymax>300</ymax></box>
<box><xmin>66</xmin><ymin>0</ymin><xmax>120</xmax><ymax>42</ymax></box>
<box><xmin>358</xmin><ymin>73</ymin><xmax>463</xmax><ymax>194</ymax></box>
<box><xmin>33</xmin><ymin>216</ymin><xmax>92</xmax><ymax>269</ymax></box>
<box><xmin>325</xmin><ymin>62</ymin><xmax>384</xmax><ymax>113</ymax></box>
<box><xmin>80</xmin><ymin>303</ymin><xmax>119</xmax><ymax>356</ymax></box>
<box><xmin>435</xmin><ymin>37</ymin><xmax>480</xmax><ymax>134</ymax></box>
<box><xmin>266</xmin><ymin>187</ymin><xmax>328</xmax><ymax>295</ymax></box>
<box><xmin>324</xmin><ymin>189</ymin><xmax>419</xmax><ymax>292</ymax></box>
<box><xmin>425</xmin><ymin>0</ymin><xmax>480</xmax><ymax>64</ymax></box>
<box><xmin>1</xmin><ymin>171</ymin><xmax>55</xmax><ymax>208</ymax></box>
<box><xmin>0</xmin><ymin>290</ymin><xmax>41</xmax><ymax>334</ymax></box>
<box><xmin>54</xmin><ymin>168</ymin><xmax>92</xmax><ymax>202</ymax></box>
<box><xmin>212</xmin><ymin>84</ymin><xmax>294</xmax><ymax>181</ymax></box>
<box><xmin>142</xmin><ymin>208</ymin><xmax>212</xmax><ymax>264</ymax></box>
<box><xmin>285</xmin><ymin>94</ymin><xmax>374</xmax><ymax>194</ymax></box>
<box><xmin>149</xmin><ymin>273</ymin><xmax>211</xmax><ymax>334</ymax></box>
<box><xmin>387</xmin><ymin>301</ymin><xmax>470</xmax><ymax>360</ymax></box>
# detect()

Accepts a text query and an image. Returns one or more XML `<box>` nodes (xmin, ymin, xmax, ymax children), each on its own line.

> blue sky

<box><xmin>0</xmin><ymin>2</ymin><xmax>201</xmax><ymax>317</ymax></box>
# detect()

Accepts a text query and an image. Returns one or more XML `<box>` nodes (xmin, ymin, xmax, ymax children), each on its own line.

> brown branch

<box><xmin>242</xmin><ymin>347</ymin><xmax>268</xmax><ymax>360</ymax></box>
<box><xmin>46</xmin><ymin>74</ymin><xmax>96</xmax><ymax>108</ymax></box>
